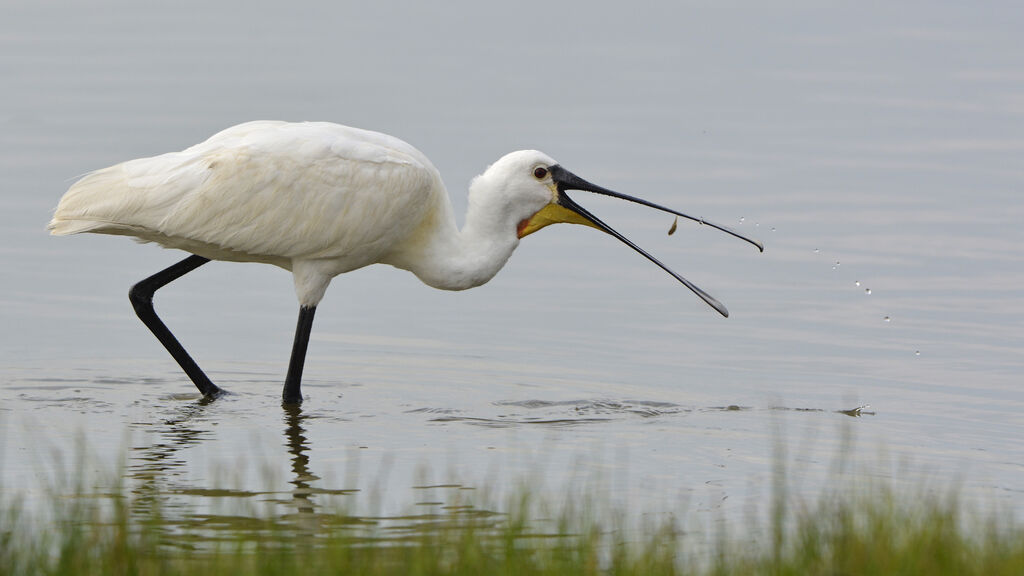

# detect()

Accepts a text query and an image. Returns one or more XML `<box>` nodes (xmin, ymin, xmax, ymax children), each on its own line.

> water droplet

<box><xmin>854</xmin><ymin>281</ymin><xmax>861</xmax><ymax>287</ymax></box>
<box><xmin>835</xmin><ymin>261</ymin><xmax>840</xmax><ymax>267</ymax></box>
<box><xmin>739</xmin><ymin>217</ymin><xmax>745</xmax><ymax>223</ymax></box>
<box><xmin>770</xmin><ymin>227</ymin><xmax>776</xmax><ymax>232</ymax></box>
<box><xmin>884</xmin><ymin>316</ymin><xmax>891</xmax><ymax>322</ymax></box>
<box><xmin>755</xmin><ymin>222</ymin><xmax>760</xmax><ymax>227</ymax></box>
<box><xmin>813</xmin><ymin>248</ymin><xmax>820</xmax><ymax>254</ymax></box>
<box><xmin>915</xmin><ymin>350</ymin><xmax>921</xmax><ymax>356</ymax></box>
<box><xmin>865</xmin><ymin>288</ymin><xmax>872</xmax><ymax>295</ymax></box>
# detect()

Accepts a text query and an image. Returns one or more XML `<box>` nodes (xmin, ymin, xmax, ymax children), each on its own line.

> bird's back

<box><xmin>49</xmin><ymin>121</ymin><xmax>449</xmax><ymax>271</ymax></box>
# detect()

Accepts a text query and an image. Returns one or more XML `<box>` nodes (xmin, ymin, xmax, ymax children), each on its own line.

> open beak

<box><xmin>520</xmin><ymin>164</ymin><xmax>763</xmax><ymax>318</ymax></box>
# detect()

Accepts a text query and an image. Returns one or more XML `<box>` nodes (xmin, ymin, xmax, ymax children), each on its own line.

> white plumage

<box><xmin>51</xmin><ymin>121</ymin><xmax>463</xmax><ymax>305</ymax></box>
<box><xmin>50</xmin><ymin>120</ymin><xmax>760</xmax><ymax>404</ymax></box>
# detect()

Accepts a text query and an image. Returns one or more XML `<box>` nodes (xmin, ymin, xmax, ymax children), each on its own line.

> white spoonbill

<box><xmin>49</xmin><ymin>120</ymin><xmax>762</xmax><ymax>404</ymax></box>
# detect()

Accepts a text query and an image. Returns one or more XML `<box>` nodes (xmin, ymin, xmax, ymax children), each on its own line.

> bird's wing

<box><xmin>51</xmin><ymin>122</ymin><xmax>444</xmax><ymax>267</ymax></box>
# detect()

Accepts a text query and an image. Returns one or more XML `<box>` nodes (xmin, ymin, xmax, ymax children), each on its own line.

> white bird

<box><xmin>49</xmin><ymin>121</ymin><xmax>762</xmax><ymax>404</ymax></box>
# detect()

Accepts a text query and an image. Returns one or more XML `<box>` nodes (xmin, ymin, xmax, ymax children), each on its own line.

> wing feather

<box><xmin>49</xmin><ymin>121</ymin><xmax>444</xmax><ymax>269</ymax></box>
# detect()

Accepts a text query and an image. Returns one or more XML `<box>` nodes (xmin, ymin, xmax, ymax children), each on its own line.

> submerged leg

<box><xmin>282</xmin><ymin>306</ymin><xmax>317</xmax><ymax>405</ymax></box>
<box><xmin>128</xmin><ymin>254</ymin><xmax>223</xmax><ymax>398</ymax></box>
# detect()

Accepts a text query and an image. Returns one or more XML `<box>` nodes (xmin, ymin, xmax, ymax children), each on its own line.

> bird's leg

<box><xmin>282</xmin><ymin>305</ymin><xmax>317</xmax><ymax>404</ymax></box>
<box><xmin>128</xmin><ymin>254</ymin><xmax>224</xmax><ymax>398</ymax></box>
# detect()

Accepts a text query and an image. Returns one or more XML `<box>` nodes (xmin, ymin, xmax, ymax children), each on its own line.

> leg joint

<box><xmin>129</xmin><ymin>281</ymin><xmax>154</xmax><ymax>314</ymax></box>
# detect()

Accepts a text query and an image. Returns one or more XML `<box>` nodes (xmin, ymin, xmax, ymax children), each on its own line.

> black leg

<box><xmin>129</xmin><ymin>254</ymin><xmax>224</xmax><ymax>398</ymax></box>
<box><xmin>282</xmin><ymin>305</ymin><xmax>317</xmax><ymax>405</ymax></box>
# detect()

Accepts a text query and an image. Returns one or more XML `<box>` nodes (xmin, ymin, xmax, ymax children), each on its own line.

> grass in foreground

<box><xmin>1</xmin><ymin>474</ymin><xmax>1023</xmax><ymax>576</ymax></box>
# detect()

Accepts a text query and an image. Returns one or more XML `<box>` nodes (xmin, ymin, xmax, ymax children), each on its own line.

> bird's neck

<box><xmin>390</xmin><ymin>195</ymin><xmax>521</xmax><ymax>291</ymax></box>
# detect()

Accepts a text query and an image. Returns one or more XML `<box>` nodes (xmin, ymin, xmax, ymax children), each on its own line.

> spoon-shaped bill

<box><xmin>555</xmin><ymin>189</ymin><xmax>731</xmax><ymax>317</ymax></box>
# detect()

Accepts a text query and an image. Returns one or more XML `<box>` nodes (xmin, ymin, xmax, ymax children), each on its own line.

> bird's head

<box><xmin>472</xmin><ymin>149</ymin><xmax>763</xmax><ymax>317</ymax></box>
<box><xmin>468</xmin><ymin>150</ymin><xmax>561</xmax><ymax>234</ymax></box>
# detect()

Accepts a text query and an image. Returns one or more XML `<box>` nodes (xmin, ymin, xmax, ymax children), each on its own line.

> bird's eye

<box><xmin>533</xmin><ymin>166</ymin><xmax>548</xmax><ymax>179</ymax></box>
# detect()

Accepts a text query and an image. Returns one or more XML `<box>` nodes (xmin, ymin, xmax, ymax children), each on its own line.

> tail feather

<box><xmin>47</xmin><ymin>217</ymin><xmax>109</xmax><ymax>236</ymax></box>
<box><xmin>50</xmin><ymin>165</ymin><xmax>132</xmax><ymax>235</ymax></box>
<box><xmin>49</xmin><ymin>153</ymin><xmax>197</xmax><ymax>237</ymax></box>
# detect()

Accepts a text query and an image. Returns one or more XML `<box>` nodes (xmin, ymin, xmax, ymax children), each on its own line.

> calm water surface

<box><xmin>2</xmin><ymin>1</ymin><xmax>1023</xmax><ymax>537</ymax></box>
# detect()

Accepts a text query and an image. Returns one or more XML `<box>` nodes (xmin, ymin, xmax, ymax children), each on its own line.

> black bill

<box><xmin>549</xmin><ymin>164</ymin><xmax>762</xmax><ymax>318</ymax></box>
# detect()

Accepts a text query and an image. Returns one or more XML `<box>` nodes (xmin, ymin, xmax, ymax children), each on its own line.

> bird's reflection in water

<box><xmin>283</xmin><ymin>403</ymin><xmax>316</xmax><ymax>514</ymax></box>
<box><xmin>124</xmin><ymin>393</ymin><xmax>508</xmax><ymax>547</ymax></box>
<box><xmin>282</xmin><ymin>403</ymin><xmax>326</xmax><ymax>537</ymax></box>
<box><xmin>128</xmin><ymin>394</ymin><xmax>218</xmax><ymax>518</ymax></box>
<box><xmin>125</xmin><ymin>394</ymin><xmax>374</xmax><ymax>545</ymax></box>
<box><xmin>279</xmin><ymin>402</ymin><xmax>381</xmax><ymax>540</ymax></box>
